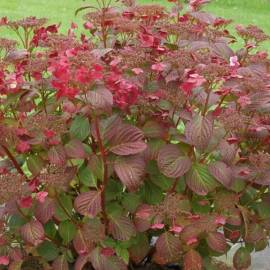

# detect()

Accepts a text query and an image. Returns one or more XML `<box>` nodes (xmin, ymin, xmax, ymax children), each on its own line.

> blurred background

<box><xmin>0</xmin><ymin>0</ymin><xmax>269</xmax><ymax>50</ymax></box>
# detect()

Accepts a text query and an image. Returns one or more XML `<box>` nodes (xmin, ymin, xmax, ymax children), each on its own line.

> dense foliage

<box><xmin>0</xmin><ymin>0</ymin><xmax>269</xmax><ymax>269</ymax></box>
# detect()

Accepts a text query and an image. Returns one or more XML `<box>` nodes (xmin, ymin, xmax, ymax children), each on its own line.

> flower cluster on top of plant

<box><xmin>0</xmin><ymin>0</ymin><xmax>269</xmax><ymax>269</ymax></box>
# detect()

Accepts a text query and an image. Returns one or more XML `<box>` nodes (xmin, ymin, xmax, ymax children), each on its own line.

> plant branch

<box><xmin>1</xmin><ymin>144</ymin><xmax>26</xmax><ymax>177</ymax></box>
<box><xmin>94</xmin><ymin>117</ymin><xmax>109</xmax><ymax>232</ymax></box>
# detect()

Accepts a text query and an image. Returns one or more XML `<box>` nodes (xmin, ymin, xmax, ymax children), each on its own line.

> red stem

<box><xmin>1</xmin><ymin>144</ymin><xmax>25</xmax><ymax>177</ymax></box>
<box><xmin>94</xmin><ymin>117</ymin><xmax>109</xmax><ymax>232</ymax></box>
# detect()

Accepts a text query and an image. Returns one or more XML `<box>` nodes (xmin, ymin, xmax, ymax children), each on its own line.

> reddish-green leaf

<box><xmin>27</xmin><ymin>155</ymin><xmax>45</xmax><ymax>176</ymax></box>
<box><xmin>185</xmin><ymin>115</ymin><xmax>213</xmax><ymax>151</ymax></box>
<box><xmin>90</xmin><ymin>248</ymin><xmax>127</xmax><ymax>270</ymax></box>
<box><xmin>35</xmin><ymin>198</ymin><xmax>55</xmax><ymax>224</ymax></box>
<box><xmin>208</xmin><ymin>161</ymin><xmax>233</xmax><ymax>188</ymax></box>
<box><xmin>142</xmin><ymin>121</ymin><xmax>167</xmax><ymax>138</ymax></box>
<box><xmin>73</xmin><ymin>229</ymin><xmax>94</xmax><ymax>255</ymax></box>
<box><xmin>48</xmin><ymin>145</ymin><xmax>66</xmax><ymax>166</ymax></box>
<box><xmin>183</xmin><ymin>249</ymin><xmax>203</xmax><ymax>270</ymax></box>
<box><xmin>52</xmin><ymin>255</ymin><xmax>69</xmax><ymax>270</ymax></box>
<box><xmin>114</xmin><ymin>155</ymin><xmax>146</xmax><ymax>191</ymax></box>
<box><xmin>218</xmin><ymin>139</ymin><xmax>238</xmax><ymax>164</ymax></box>
<box><xmin>206</xmin><ymin>232</ymin><xmax>227</xmax><ymax>253</ymax></box>
<box><xmin>154</xmin><ymin>232</ymin><xmax>181</xmax><ymax>265</ymax></box>
<box><xmin>109</xmin><ymin>215</ymin><xmax>136</xmax><ymax>241</ymax></box>
<box><xmin>74</xmin><ymin>191</ymin><xmax>102</xmax><ymax>217</ymax></box>
<box><xmin>233</xmin><ymin>247</ymin><xmax>251</xmax><ymax>270</ymax></box>
<box><xmin>65</xmin><ymin>139</ymin><xmax>86</xmax><ymax>159</ymax></box>
<box><xmin>157</xmin><ymin>144</ymin><xmax>191</xmax><ymax>178</ymax></box>
<box><xmin>20</xmin><ymin>220</ymin><xmax>45</xmax><ymax>246</ymax></box>
<box><xmin>186</xmin><ymin>163</ymin><xmax>218</xmax><ymax>195</ymax></box>
<box><xmin>129</xmin><ymin>233</ymin><xmax>150</xmax><ymax>264</ymax></box>
<box><xmin>109</xmin><ymin>125</ymin><xmax>147</xmax><ymax>156</ymax></box>
<box><xmin>70</xmin><ymin>115</ymin><xmax>90</xmax><ymax>141</ymax></box>
<box><xmin>85</xmin><ymin>87</ymin><xmax>113</xmax><ymax>113</ymax></box>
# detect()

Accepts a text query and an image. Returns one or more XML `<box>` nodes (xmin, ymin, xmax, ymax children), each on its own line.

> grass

<box><xmin>0</xmin><ymin>0</ymin><xmax>269</xmax><ymax>50</ymax></box>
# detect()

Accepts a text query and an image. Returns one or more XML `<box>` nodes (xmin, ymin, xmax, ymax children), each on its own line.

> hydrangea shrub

<box><xmin>0</xmin><ymin>0</ymin><xmax>269</xmax><ymax>269</ymax></box>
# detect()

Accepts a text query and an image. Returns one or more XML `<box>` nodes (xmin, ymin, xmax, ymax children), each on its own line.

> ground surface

<box><xmin>0</xmin><ymin>0</ymin><xmax>269</xmax><ymax>50</ymax></box>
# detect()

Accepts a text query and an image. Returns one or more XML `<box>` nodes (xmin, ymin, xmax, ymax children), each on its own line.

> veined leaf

<box><xmin>206</xmin><ymin>232</ymin><xmax>227</xmax><ymax>253</ymax></box>
<box><xmin>114</xmin><ymin>155</ymin><xmax>146</xmax><ymax>191</ymax></box>
<box><xmin>35</xmin><ymin>198</ymin><xmax>55</xmax><ymax>224</ymax></box>
<box><xmin>108</xmin><ymin>215</ymin><xmax>136</xmax><ymax>241</ymax></box>
<box><xmin>65</xmin><ymin>139</ymin><xmax>86</xmax><ymax>159</ymax></box>
<box><xmin>70</xmin><ymin>115</ymin><xmax>90</xmax><ymax>141</ymax></box>
<box><xmin>154</xmin><ymin>232</ymin><xmax>181</xmax><ymax>265</ymax></box>
<box><xmin>183</xmin><ymin>249</ymin><xmax>203</xmax><ymax>270</ymax></box>
<box><xmin>109</xmin><ymin>125</ymin><xmax>147</xmax><ymax>156</ymax></box>
<box><xmin>48</xmin><ymin>145</ymin><xmax>66</xmax><ymax>166</ymax></box>
<box><xmin>59</xmin><ymin>220</ymin><xmax>76</xmax><ymax>243</ymax></box>
<box><xmin>157</xmin><ymin>144</ymin><xmax>191</xmax><ymax>178</ymax></box>
<box><xmin>186</xmin><ymin>163</ymin><xmax>218</xmax><ymax>195</ymax></box>
<box><xmin>208</xmin><ymin>161</ymin><xmax>233</xmax><ymax>188</ymax></box>
<box><xmin>52</xmin><ymin>255</ymin><xmax>69</xmax><ymax>270</ymax></box>
<box><xmin>74</xmin><ymin>190</ymin><xmax>102</xmax><ymax>217</ymax></box>
<box><xmin>20</xmin><ymin>220</ymin><xmax>45</xmax><ymax>246</ymax></box>
<box><xmin>185</xmin><ymin>114</ymin><xmax>213</xmax><ymax>151</ymax></box>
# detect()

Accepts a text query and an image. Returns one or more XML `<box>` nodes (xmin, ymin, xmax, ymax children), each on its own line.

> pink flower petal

<box><xmin>0</xmin><ymin>256</ymin><xmax>9</xmax><ymax>266</ymax></box>
<box><xmin>151</xmin><ymin>223</ymin><xmax>165</xmax><ymax>230</ymax></box>
<box><xmin>36</xmin><ymin>192</ymin><xmax>48</xmax><ymax>203</ymax></box>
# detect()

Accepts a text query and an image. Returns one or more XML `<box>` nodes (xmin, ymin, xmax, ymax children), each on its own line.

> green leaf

<box><xmin>116</xmin><ymin>246</ymin><xmax>129</xmax><ymax>264</ymax></box>
<box><xmin>8</xmin><ymin>214</ymin><xmax>27</xmax><ymax>229</ymax></box>
<box><xmin>59</xmin><ymin>220</ymin><xmax>76</xmax><ymax>243</ymax></box>
<box><xmin>55</xmin><ymin>193</ymin><xmax>73</xmax><ymax>221</ymax></box>
<box><xmin>70</xmin><ymin>115</ymin><xmax>90</xmax><ymax>141</ymax></box>
<box><xmin>122</xmin><ymin>193</ymin><xmax>141</xmax><ymax>213</ymax></box>
<box><xmin>44</xmin><ymin>220</ymin><xmax>57</xmax><ymax>239</ymax></box>
<box><xmin>78</xmin><ymin>165</ymin><xmax>97</xmax><ymax>187</ymax></box>
<box><xmin>147</xmin><ymin>161</ymin><xmax>173</xmax><ymax>191</ymax></box>
<box><xmin>186</xmin><ymin>163</ymin><xmax>219</xmax><ymax>195</ymax></box>
<box><xmin>27</xmin><ymin>154</ymin><xmax>45</xmax><ymax>176</ymax></box>
<box><xmin>37</xmin><ymin>240</ymin><xmax>59</xmax><ymax>261</ymax></box>
<box><xmin>140</xmin><ymin>180</ymin><xmax>164</xmax><ymax>205</ymax></box>
<box><xmin>255</xmin><ymin>202</ymin><xmax>270</xmax><ymax>219</ymax></box>
<box><xmin>105</xmin><ymin>180</ymin><xmax>123</xmax><ymax>202</ymax></box>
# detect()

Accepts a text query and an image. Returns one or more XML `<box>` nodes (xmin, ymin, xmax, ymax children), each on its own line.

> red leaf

<box><xmin>134</xmin><ymin>204</ymin><xmax>154</xmax><ymax>232</ymax></box>
<box><xmin>206</xmin><ymin>232</ymin><xmax>227</xmax><ymax>253</ymax></box>
<box><xmin>218</xmin><ymin>140</ymin><xmax>238</xmax><ymax>164</ymax></box>
<box><xmin>183</xmin><ymin>249</ymin><xmax>203</xmax><ymax>270</ymax></box>
<box><xmin>74</xmin><ymin>191</ymin><xmax>102</xmax><ymax>217</ymax></box>
<box><xmin>114</xmin><ymin>155</ymin><xmax>146</xmax><ymax>191</ymax></box>
<box><xmin>74</xmin><ymin>255</ymin><xmax>90</xmax><ymax>270</ymax></box>
<box><xmin>35</xmin><ymin>198</ymin><xmax>55</xmax><ymax>224</ymax></box>
<box><xmin>48</xmin><ymin>145</ymin><xmax>66</xmax><ymax>166</ymax></box>
<box><xmin>65</xmin><ymin>139</ymin><xmax>86</xmax><ymax>159</ymax></box>
<box><xmin>73</xmin><ymin>229</ymin><xmax>94</xmax><ymax>255</ymax></box>
<box><xmin>154</xmin><ymin>232</ymin><xmax>181</xmax><ymax>264</ymax></box>
<box><xmin>157</xmin><ymin>144</ymin><xmax>191</xmax><ymax>178</ymax></box>
<box><xmin>109</xmin><ymin>215</ymin><xmax>136</xmax><ymax>241</ymax></box>
<box><xmin>20</xmin><ymin>220</ymin><xmax>45</xmax><ymax>246</ymax></box>
<box><xmin>109</xmin><ymin>125</ymin><xmax>147</xmax><ymax>156</ymax></box>
<box><xmin>208</xmin><ymin>161</ymin><xmax>233</xmax><ymax>188</ymax></box>
<box><xmin>185</xmin><ymin>115</ymin><xmax>213</xmax><ymax>151</ymax></box>
<box><xmin>84</xmin><ymin>87</ymin><xmax>113</xmax><ymax>113</ymax></box>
